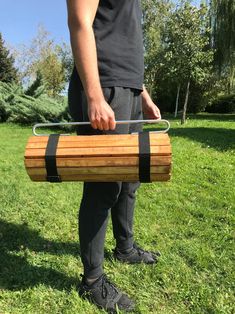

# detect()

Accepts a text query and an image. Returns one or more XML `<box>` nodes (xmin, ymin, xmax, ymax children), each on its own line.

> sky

<box><xmin>0</xmin><ymin>0</ymin><xmax>69</xmax><ymax>47</ymax></box>
<box><xmin>0</xmin><ymin>0</ymin><xmax>201</xmax><ymax>48</ymax></box>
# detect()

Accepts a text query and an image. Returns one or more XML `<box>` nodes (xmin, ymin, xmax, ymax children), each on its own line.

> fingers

<box><xmin>95</xmin><ymin>115</ymin><xmax>116</xmax><ymax>131</ymax></box>
<box><xmin>109</xmin><ymin>117</ymin><xmax>116</xmax><ymax>130</ymax></box>
<box><xmin>143</xmin><ymin>101</ymin><xmax>162</xmax><ymax>120</ymax></box>
<box><xmin>89</xmin><ymin>102</ymin><xmax>116</xmax><ymax>131</ymax></box>
<box><xmin>155</xmin><ymin>106</ymin><xmax>161</xmax><ymax>120</ymax></box>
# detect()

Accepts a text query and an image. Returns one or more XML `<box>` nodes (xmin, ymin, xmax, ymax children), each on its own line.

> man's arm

<box><xmin>141</xmin><ymin>86</ymin><xmax>161</xmax><ymax>120</ymax></box>
<box><xmin>66</xmin><ymin>0</ymin><xmax>116</xmax><ymax>131</ymax></box>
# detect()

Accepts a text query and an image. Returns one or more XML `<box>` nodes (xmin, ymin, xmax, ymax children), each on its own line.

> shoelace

<box><xmin>133</xmin><ymin>242</ymin><xmax>161</xmax><ymax>257</ymax></box>
<box><xmin>101</xmin><ymin>274</ymin><xmax>119</xmax><ymax>299</ymax></box>
<box><xmin>133</xmin><ymin>243</ymin><xmax>151</xmax><ymax>256</ymax></box>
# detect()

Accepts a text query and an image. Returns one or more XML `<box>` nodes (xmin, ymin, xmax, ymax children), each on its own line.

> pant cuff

<box><xmin>84</xmin><ymin>266</ymin><xmax>103</xmax><ymax>279</ymax></box>
<box><xmin>116</xmin><ymin>237</ymin><xmax>134</xmax><ymax>251</ymax></box>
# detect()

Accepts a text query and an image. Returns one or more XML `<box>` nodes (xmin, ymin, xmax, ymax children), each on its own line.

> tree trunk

<box><xmin>174</xmin><ymin>84</ymin><xmax>181</xmax><ymax>118</ymax></box>
<box><xmin>181</xmin><ymin>80</ymin><xmax>190</xmax><ymax>125</ymax></box>
<box><xmin>229</xmin><ymin>63</ymin><xmax>234</xmax><ymax>94</ymax></box>
<box><xmin>149</xmin><ymin>73</ymin><xmax>155</xmax><ymax>98</ymax></box>
<box><xmin>149</xmin><ymin>84</ymin><xmax>153</xmax><ymax>99</ymax></box>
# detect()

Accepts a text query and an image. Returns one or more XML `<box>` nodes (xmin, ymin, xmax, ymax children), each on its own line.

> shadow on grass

<box><xmin>169</xmin><ymin>127</ymin><xmax>235</xmax><ymax>151</ymax></box>
<box><xmin>186</xmin><ymin>113</ymin><xmax>235</xmax><ymax>122</ymax></box>
<box><xmin>145</xmin><ymin>124</ymin><xmax>235</xmax><ymax>151</ymax></box>
<box><xmin>0</xmin><ymin>219</ymin><xmax>80</xmax><ymax>291</ymax></box>
<box><xmin>0</xmin><ymin>219</ymin><xmax>115</xmax><ymax>291</ymax></box>
<box><xmin>162</xmin><ymin>113</ymin><xmax>235</xmax><ymax>122</ymax></box>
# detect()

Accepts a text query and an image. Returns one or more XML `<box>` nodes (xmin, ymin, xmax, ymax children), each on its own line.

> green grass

<box><xmin>0</xmin><ymin>114</ymin><xmax>234</xmax><ymax>314</ymax></box>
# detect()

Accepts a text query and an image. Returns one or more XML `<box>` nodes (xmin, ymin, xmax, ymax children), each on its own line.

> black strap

<box><xmin>138</xmin><ymin>132</ymin><xmax>151</xmax><ymax>183</ymax></box>
<box><xmin>45</xmin><ymin>134</ymin><xmax>61</xmax><ymax>183</ymax></box>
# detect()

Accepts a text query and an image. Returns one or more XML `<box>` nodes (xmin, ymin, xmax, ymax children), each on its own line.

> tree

<box><xmin>25</xmin><ymin>70</ymin><xmax>46</xmax><ymax>97</ymax></box>
<box><xmin>37</xmin><ymin>52</ymin><xmax>66</xmax><ymax>97</ymax></box>
<box><xmin>160</xmin><ymin>1</ymin><xmax>213</xmax><ymax>123</ymax></box>
<box><xmin>142</xmin><ymin>0</ymin><xmax>173</xmax><ymax>98</ymax></box>
<box><xmin>57</xmin><ymin>42</ymin><xmax>74</xmax><ymax>84</ymax></box>
<box><xmin>0</xmin><ymin>33</ymin><xmax>18</xmax><ymax>83</ymax></box>
<box><xmin>14</xmin><ymin>25</ymin><xmax>66</xmax><ymax>96</ymax></box>
<box><xmin>210</xmin><ymin>0</ymin><xmax>235</xmax><ymax>93</ymax></box>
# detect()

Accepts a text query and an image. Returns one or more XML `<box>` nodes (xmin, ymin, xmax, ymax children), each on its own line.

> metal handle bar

<box><xmin>32</xmin><ymin>119</ymin><xmax>170</xmax><ymax>136</ymax></box>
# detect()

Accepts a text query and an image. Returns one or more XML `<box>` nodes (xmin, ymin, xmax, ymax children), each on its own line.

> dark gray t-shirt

<box><xmin>93</xmin><ymin>0</ymin><xmax>144</xmax><ymax>90</ymax></box>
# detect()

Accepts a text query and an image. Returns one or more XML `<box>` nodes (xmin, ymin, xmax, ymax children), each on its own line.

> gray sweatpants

<box><xmin>68</xmin><ymin>70</ymin><xmax>143</xmax><ymax>278</ymax></box>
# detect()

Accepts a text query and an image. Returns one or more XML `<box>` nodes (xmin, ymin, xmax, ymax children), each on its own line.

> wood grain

<box><xmin>27</xmin><ymin>165</ymin><xmax>171</xmax><ymax>176</ymax></box>
<box><xmin>24</xmin><ymin>156</ymin><xmax>172</xmax><ymax>168</ymax></box>
<box><xmin>29</xmin><ymin>173</ymin><xmax>171</xmax><ymax>182</ymax></box>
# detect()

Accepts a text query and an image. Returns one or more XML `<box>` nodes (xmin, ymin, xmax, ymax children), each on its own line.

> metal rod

<box><xmin>32</xmin><ymin>119</ymin><xmax>170</xmax><ymax>136</ymax></box>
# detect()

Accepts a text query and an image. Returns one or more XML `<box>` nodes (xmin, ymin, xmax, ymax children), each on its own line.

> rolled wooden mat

<box><xmin>24</xmin><ymin>132</ymin><xmax>172</xmax><ymax>182</ymax></box>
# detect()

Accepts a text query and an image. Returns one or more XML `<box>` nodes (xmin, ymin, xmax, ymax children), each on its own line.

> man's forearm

<box><xmin>67</xmin><ymin>0</ymin><xmax>104</xmax><ymax>104</ymax></box>
<box><xmin>68</xmin><ymin>24</ymin><xmax>104</xmax><ymax>104</ymax></box>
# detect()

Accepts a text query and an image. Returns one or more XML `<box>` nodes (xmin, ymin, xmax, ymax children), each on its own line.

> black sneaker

<box><xmin>79</xmin><ymin>274</ymin><xmax>135</xmax><ymax>313</ymax></box>
<box><xmin>113</xmin><ymin>243</ymin><xmax>161</xmax><ymax>264</ymax></box>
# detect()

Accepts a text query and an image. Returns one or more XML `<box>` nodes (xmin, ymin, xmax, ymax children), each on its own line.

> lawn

<box><xmin>0</xmin><ymin>114</ymin><xmax>234</xmax><ymax>314</ymax></box>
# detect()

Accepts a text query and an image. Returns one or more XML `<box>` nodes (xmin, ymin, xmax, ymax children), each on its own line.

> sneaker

<box><xmin>79</xmin><ymin>273</ymin><xmax>135</xmax><ymax>313</ymax></box>
<box><xmin>113</xmin><ymin>243</ymin><xmax>161</xmax><ymax>264</ymax></box>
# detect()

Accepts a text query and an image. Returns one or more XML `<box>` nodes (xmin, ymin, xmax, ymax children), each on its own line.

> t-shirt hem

<box><xmin>100</xmin><ymin>81</ymin><xmax>143</xmax><ymax>91</ymax></box>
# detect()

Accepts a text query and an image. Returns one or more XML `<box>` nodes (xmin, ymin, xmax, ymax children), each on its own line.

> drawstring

<box><xmin>101</xmin><ymin>274</ymin><xmax>119</xmax><ymax>299</ymax></box>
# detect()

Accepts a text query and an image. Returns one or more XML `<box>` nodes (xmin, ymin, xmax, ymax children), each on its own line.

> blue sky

<box><xmin>0</xmin><ymin>0</ymin><xmax>69</xmax><ymax>46</ymax></box>
<box><xmin>0</xmin><ymin>0</ymin><xmax>201</xmax><ymax>47</ymax></box>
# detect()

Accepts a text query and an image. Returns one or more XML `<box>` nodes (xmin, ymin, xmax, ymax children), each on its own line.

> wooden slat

<box><xmin>26</xmin><ymin>137</ymin><xmax>170</xmax><ymax>149</ymax></box>
<box><xmin>29</xmin><ymin>173</ymin><xmax>171</xmax><ymax>182</ymax></box>
<box><xmin>26</xmin><ymin>165</ymin><xmax>171</xmax><ymax>176</ymax></box>
<box><xmin>27</xmin><ymin>133</ymin><xmax>169</xmax><ymax>143</ymax></box>
<box><xmin>24</xmin><ymin>155</ymin><xmax>172</xmax><ymax>168</ymax></box>
<box><xmin>25</xmin><ymin>145</ymin><xmax>171</xmax><ymax>158</ymax></box>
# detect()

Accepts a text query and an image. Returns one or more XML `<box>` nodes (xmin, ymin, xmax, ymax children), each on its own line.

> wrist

<box><xmin>142</xmin><ymin>97</ymin><xmax>151</xmax><ymax>108</ymax></box>
<box><xmin>86</xmin><ymin>90</ymin><xmax>105</xmax><ymax>107</ymax></box>
<box><xmin>141</xmin><ymin>89</ymin><xmax>151</xmax><ymax>103</ymax></box>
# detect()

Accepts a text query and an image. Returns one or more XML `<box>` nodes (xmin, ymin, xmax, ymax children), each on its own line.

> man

<box><xmin>66</xmin><ymin>0</ymin><xmax>161</xmax><ymax>312</ymax></box>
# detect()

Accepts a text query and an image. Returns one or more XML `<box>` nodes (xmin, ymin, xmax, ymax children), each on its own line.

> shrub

<box><xmin>0</xmin><ymin>82</ymin><xmax>71</xmax><ymax>124</ymax></box>
<box><xmin>206</xmin><ymin>94</ymin><xmax>235</xmax><ymax>113</ymax></box>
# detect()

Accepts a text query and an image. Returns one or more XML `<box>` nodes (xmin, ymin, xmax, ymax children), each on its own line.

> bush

<box><xmin>0</xmin><ymin>82</ymin><xmax>71</xmax><ymax>124</ymax></box>
<box><xmin>206</xmin><ymin>94</ymin><xmax>235</xmax><ymax>113</ymax></box>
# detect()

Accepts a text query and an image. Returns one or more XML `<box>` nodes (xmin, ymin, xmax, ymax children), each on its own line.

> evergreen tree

<box><xmin>0</xmin><ymin>33</ymin><xmax>18</xmax><ymax>83</ymax></box>
<box><xmin>25</xmin><ymin>70</ymin><xmax>46</xmax><ymax>97</ymax></box>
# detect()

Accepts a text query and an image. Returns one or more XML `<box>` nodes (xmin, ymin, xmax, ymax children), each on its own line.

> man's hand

<box><xmin>142</xmin><ymin>99</ymin><xmax>161</xmax><ymax>120</ymax></box>
<box><xmin>141</xmin><ymin>86</ymin><xmax>161</xmax><ymax>120</ymax></box>
<box><xmin>88</xmin><ymin>99</ymin><xmax>116</xmax><ymax>131</ymax></box>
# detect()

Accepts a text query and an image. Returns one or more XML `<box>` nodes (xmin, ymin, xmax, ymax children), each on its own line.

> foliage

<box><xmin>0</xmin><ymin>116</ymin><xmax>234</xmax><ymax>313</ymax></box>
<box><xmin>206</xmin><ymin>93</ymin><xmax>235</xmax><ymax>113</ymax></box>
<box><xmin>142</xmin><ymin>1</ymin><xmax>214</xmax><ymax>118</ymax></box>
<box><xmin>36</xmin><ymin>51</ymin><xmax>66</xmax><ymax>97</ymax></box>
<box><xmin>0</xmin><ymin>33</ymin><xmax>18</xmax><ymax>84</ymax></box>
<box><xmin>160</xmin><ymin>1</ymin><xmax>213</xmax><ymax>122</ymax></box>
<box><xmin>142</xmin><ymin>0</ymin><xmax>173</xmax><ymax>97</ymax></box>
<box><xmin>163</xmin><ymin>2</ymin><xmax>212</xmax><ymax>83</ymax></box>
<box><xmin>0</xmin><ymin>81</ymin><xmax>70</xmax><ymax>124</ymax></box>
<box><xmin>13</xmin><ymin>25</ymin><xmax>67</xmax><ymax>96</ymax></box>
<box><xmin>25</xmin><ymin>70</ymin><xmax>46</xmax><ymax>98</ymax></box>
<box><xmin>57</xmin><ymin>42</ymin><xmax>74</xmax><ymax>84</ymax></box>
<box><xmin>210</xmin><ymin>0</ymin><xmax>235</xmax><ymax>93</ymax></box>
